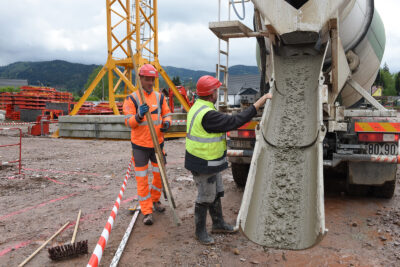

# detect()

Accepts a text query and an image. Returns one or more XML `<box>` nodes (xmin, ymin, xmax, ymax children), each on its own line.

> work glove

<box><xmin>160</xmin><ymin>121</ymin><xmax>170</xmax><ymax>132</ymax></box>
<box><xmin>138</xmin><ymin>103</ymin><xmax>149</xmax><ymax>119</ymax></box>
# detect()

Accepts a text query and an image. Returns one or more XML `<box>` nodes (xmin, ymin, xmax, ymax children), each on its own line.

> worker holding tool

<box><xmin>123</xmin><ymin>64</ymin><xmax>172</xmax><ymax>225</ymax></box>
<box><xmin>185</xmin><ymin>75</ymin><xmax>272</xmax><ymax>245</ymax></box>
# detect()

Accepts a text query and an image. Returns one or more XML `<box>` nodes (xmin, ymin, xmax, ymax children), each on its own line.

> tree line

<box><xmin>374</xmin><ymin>63</ymin><xmax>400</xmax><ymax>96</ymax></box>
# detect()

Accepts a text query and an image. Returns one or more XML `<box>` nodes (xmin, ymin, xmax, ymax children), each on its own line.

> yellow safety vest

<box><xmin>186</xmin><ymin>99</ymin><xmax>226</xmax><ymax>164</ymax></box>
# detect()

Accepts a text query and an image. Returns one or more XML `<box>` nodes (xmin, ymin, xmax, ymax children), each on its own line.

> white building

<box><xmin>219</xmin><ymin>74</ymin><xmax>261</xmax><ymax>106</ymax></box>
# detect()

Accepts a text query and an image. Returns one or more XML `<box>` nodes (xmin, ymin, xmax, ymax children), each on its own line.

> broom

<box><xmin>48</xmin><ymin>209</ymin><xmax>88</xmax><ymax>260</ymax></box>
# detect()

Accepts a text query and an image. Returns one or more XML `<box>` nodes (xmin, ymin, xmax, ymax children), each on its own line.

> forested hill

<box><xmin>0</xmin><ymin>60</ymin><xmax>259</xmax><ymax>93</ymax></box>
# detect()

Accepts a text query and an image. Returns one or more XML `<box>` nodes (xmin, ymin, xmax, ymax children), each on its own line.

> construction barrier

<box><xmin>87</xmin><ymin>157</ymin><xmax>134</xmax><ymax>267</ymax></box>
<box><xmin>171</xmin><ymin>119</ymin><xmax>186</xmax><ymax>125</ymax></box>
<box><xmin>0</xmin><ymin>122</ymin><xmax>35</xmax><ymax>126</ymax></box>
<box><xmin>0</xmin><ymin>120</ymin><xmax>58</xmax><ymax>126</ymax></box>
<box><xmin>0</xmin><ymin>128</ymin><xmax>22</xmax><ymax>174</ymax></box>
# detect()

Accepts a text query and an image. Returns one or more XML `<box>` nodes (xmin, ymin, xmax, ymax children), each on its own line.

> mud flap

<box><xmin>238</xmin><ymin>49</ymin><xmax>327</xmax><ymax>250</ymax></box>
<box><xmin>348</xmin><ymin>162</ymin><xmax>397</xmax><ymax>185</ymax></box>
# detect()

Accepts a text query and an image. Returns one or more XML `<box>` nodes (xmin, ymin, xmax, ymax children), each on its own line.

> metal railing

<box><xmin>0</xmin><ymin>127</ymin><xmax>22</xmax><ymax>174</ymax></box>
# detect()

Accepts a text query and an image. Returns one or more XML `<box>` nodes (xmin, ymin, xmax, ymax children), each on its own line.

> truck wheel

<box><xmin>231</xmin><ymin>163</ymin><xmax>250</xmax><ymax>187</ymax></box>
<box><xmin>372</xmin><ymin>180</ymin><xmax>396</xmax><ymax>199</ymax></box>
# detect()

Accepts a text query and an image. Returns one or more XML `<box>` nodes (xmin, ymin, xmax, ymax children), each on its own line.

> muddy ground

<box><xmin>1</xmin><ymin>125</ymin><xmax>400</xmax><ymax>267</ymax></box>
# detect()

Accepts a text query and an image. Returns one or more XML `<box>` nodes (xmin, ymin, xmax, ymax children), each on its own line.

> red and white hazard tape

<box><xmin>371</xmin><ymin>155</ymin><xmax>400</xmax><ymax>163</ymax></box>
<box><xmin>227</xmin><ymin>149</ymin><xmax>253</xmax><ymax>157</ymax></box>
<box><xmin>333</xmin><ymin>153</ymin><xmax>400</xmax><ymax>165</ymax></box>
<box><xmin>171</xmin><ymin>119</ymin><xmax>186</xmax><ymax>126</ymax></box>
<box><xmin>87</xmin><ymin>157</ymin><xmax>134</xmax><ymax>267</ymax></box>
<box><xmin>0</xmin><ymin>121</ymin><xmax>57</xmax><ymax>126</ymax></box>
<box><xmin>0</xmin><ymin>122</ymin><xmax>34</xmax><ymax>126</ymax></box>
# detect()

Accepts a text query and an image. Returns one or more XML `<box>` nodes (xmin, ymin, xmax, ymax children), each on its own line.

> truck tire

<box><xmin>231</xmin><ymin>163</ymin><xmax>250</xmax><ymax>187</ymax></box>
<box><xmin>372</xmin><ymin>180</ymin><xmax>396</xmax><ymax>199</ymax></box>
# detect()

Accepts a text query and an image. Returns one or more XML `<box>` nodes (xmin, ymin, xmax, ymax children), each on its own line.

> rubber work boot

<box><xmin>153</xmin><ymin>201</ymin><xmax>166</xmax><ymax>213</ymax></box>
<box><xmin>143</xmin><ymin>214</ymin><xmax>153</xmax><ymax>225</ymax></box>
<box><xmin>195</xmin><ymin>203</ymin><xmax>215</xmax><ymax>245</ymax></box>
<box><xmin>209</xmin><ymin>197</ymin><xmax>238</xmax><ymax>234</ymax></box>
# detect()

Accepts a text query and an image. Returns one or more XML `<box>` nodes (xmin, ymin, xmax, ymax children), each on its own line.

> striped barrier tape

<box><xmin>371</xmin><ymin>155</ymin><xmax>400</xmax><ymax>163</ymax></box>
<box><xmin>0</xmin><ymin>121</ymin><xmax>58</xmax><ymax>126</ymax></box>
<box><xmin>171</xmin><ymin>120</ymin><xmax>186</xmax><ymax>126</ymax></box>
<box><xmin>0</xmin><ymin>122</ymin><xmax>35</xmax><ymax>126</ymax></box>
<box><xmin>87</xmin><ymin>157</ymin><xmax>134</xmax><ymax>267</ymax></box>
<box><xmin>355</xmin><ymin>122</ymin><xmax>400</xmax><ymax>133</ymax></box>
<box><xmin>227</xmin><ymin>149</ymin><xmax>253</xmax><ymax>157</ymax></box>
<box><xmin>332</xmin><ymin>153</ymin><xmax>400</xmax><ymax>165</ymax></box>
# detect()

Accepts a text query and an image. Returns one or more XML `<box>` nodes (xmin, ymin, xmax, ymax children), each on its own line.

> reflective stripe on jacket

<box><xmin>123</xmin><ymin>90</ymin><xmax>172</xmax><ymax>148</ymax></box>
<box><xmin>185</xmin><ymin>99</ymin><xmax>227</xmax><ymax>174</ymax></box>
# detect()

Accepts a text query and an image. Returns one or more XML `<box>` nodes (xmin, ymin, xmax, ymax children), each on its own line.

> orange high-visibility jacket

<box><xmin>123</xmin><ymin>90</ymin><xmax>172</xmax><ymax>148</ymax></box>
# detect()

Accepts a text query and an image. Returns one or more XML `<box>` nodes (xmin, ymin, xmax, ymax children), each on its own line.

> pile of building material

<box><xmin>77</xmin><ymin>102</ymin><xmax>123</xmax><ymax>115</ymax></box>
<box><xmin>0</xmin><ymin>86</ymin><xmax>73</xmax><ymax>122</ymax></box>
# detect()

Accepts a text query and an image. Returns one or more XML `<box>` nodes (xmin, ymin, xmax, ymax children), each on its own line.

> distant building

<box><xmin>0</xmin><ymin>78</ymin><xmax>28</xmax><ymax>87</ymax></box>
<box><xmin>219</xmin><ymin>74</ymin><xmax>261</xmax><ymax>106</ymax></box>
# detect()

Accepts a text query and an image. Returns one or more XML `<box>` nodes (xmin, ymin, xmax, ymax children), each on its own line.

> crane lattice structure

<box><xmin>70</xmin><ymin>0</ymin><xmax>190</xmax><ymax>116</ymax></box>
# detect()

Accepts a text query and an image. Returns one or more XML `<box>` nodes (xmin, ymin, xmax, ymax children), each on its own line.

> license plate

<box><xmin>367</xmin><ymin>143</ymin><xmax>398</xmax><ymax>155</ymax></box>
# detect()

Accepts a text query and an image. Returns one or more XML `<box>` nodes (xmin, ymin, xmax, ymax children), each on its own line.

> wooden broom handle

<box><xmin>18</xmin><ymin>221</ymin><xmax>70</xmax><ymax>267</ymax></box>
<box><xmin>71</xmin><ymin>209</ymin><xmax>82</xmax><ymax>244</ymax></box>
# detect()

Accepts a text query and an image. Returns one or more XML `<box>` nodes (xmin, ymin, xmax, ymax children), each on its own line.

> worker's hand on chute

<box><xmin>138</xmin><ymin>103</ymin><xmax>149</xmax><ymax>119</ymax></box>
<box><xmin>160</xmin><ymin>121</ymin><xmax>170</xmax><ymax>132</ymax></box>
<box><xmin>253</xmin><ymin>93</ymin><xmax>273</xmax><ymax>110</ymax></box>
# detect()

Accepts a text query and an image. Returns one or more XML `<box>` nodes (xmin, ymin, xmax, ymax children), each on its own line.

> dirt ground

<box><xmin>1</xmin><ymin>124</ymin><xmax>400</xmax><ymax>267</ymax></box>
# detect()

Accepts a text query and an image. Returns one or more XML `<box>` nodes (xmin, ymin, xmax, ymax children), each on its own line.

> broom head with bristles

<box><xmin>48</xmin><ymin>240</ymin><xmax>88</xmax><ymax>261</ymax></box>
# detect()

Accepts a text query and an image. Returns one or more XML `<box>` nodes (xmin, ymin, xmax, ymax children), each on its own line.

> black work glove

<box><xmin>160</xmin><ymin>121</ymin><xmax>170</xmax><ymax>132</ymax></box>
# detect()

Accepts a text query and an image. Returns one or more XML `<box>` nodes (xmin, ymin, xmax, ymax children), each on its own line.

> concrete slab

<box><xmin>59</xmin><ymin>115</ymin><xmax>126</xmax><ymax>123</ymax></box>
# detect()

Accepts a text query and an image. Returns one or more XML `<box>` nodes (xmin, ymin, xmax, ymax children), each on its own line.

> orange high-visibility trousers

<box><xmin>150</xmin><ymin>161</ymin><xmax>162</xmax><ymax>202</ymax></box>
<box><xmin>135</xmin><ymin>161</ymin><xmax>163</xmax><ymax>215</ymax></box>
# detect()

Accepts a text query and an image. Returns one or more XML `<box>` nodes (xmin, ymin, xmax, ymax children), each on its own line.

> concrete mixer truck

<box><xmin>210</xmin><ymin>0</ymin><xmax>399</xmax><ymax>251</ymax></box>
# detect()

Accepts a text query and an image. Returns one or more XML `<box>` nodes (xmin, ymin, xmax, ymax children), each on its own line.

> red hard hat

<box><xmin>196</xmin><ymin>75</ymin><xmax>222</xmax><ymax>96</ymax></box>
<box><xmin>139</xmin><ymin>64</ymin><xmax>158</xmax><ymax>77</ymax></box>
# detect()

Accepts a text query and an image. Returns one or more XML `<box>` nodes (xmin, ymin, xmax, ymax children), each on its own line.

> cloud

<box><xmin>0</xmin><ymin>0</ymin><xmax>397</xmax><ymax>72</ymax></box>
<box><xmin>0</xmin><ymin>0</ymin><xmax>107</xmax><ymax>65</ymax></box>
<box><xmin>375</xmin><ymin>0</ymin><xmax>400</xmax><ymax>72</ymax></box>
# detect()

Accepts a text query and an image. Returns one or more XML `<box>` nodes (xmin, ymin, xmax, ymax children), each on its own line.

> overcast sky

<box><xmin>0</xmin><ymin>0</ymin><xmax>398</xmax><ymax>72</ymax></box>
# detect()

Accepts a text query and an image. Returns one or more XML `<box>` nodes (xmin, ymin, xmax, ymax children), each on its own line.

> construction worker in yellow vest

<box><xmin>185</xmin><ymin>75</ymin><xmax>272</xmax><ymax>244</ymax></box>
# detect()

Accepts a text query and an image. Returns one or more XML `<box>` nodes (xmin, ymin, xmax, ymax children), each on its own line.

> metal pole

<box><xmin>109</xmin><ymin>208</ymin><xmax>140</xmax><ymax>267</ymax></box>
<box><xmin>18</xmin><ymin>127</ymin><xmax>22</xmax><ymax>174</ymax></box>
<box><xmin>102</xmin><ymin>77</ymin><xmax>104</xmax><ymax>101</ymax></box>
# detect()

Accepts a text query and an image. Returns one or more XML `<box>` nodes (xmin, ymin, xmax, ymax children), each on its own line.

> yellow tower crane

<box><xmin>69</xmin><ymin>0</ymin><xmax>190</xmax><ymax>116</ymax></box>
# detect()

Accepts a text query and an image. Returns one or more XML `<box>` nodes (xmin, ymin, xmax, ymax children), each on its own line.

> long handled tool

<box><xmin>18</xmin><ymin>221</ymin><xmax>70</xmax><ymax>267</ymax></box>
<box><xmin>125</xmin><ymin>43</ymin><xmax>180</xmax><ymax>226</ymax></box>
<box><xmin>135</xmin><ymin>73</ymin><xmax>180</xmax><ymax>226</ymax></box>
<box><xmin>48</xmin><ymin>209</ymin><xmax>88</xmax><ymax>260</ymax></box>
<box><xmin>110</xmin><ymin>205</ymin><xmax>140</xmax><ymax>267</ymax></box>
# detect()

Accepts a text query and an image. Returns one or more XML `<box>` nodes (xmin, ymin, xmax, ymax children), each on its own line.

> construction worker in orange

<box><xmin>123</xmin><ymin>64</ymin><xmax>172</xmax><ymax>225</ymax></box>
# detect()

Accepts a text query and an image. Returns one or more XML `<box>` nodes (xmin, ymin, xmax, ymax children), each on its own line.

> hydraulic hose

<box><xmin>231</xmin><ymin>0</ymin><xmax>245</xmax><ymax>20</ymax></box>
